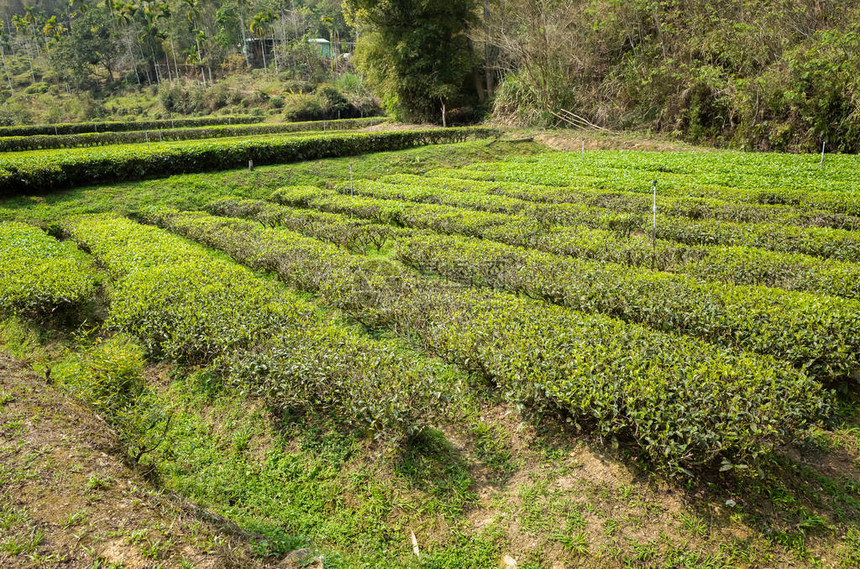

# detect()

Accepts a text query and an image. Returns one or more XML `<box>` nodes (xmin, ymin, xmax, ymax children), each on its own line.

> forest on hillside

<box><xmin>0</xmin><ymin>0</ymin><xmax>858</xmax><ymax>151</ymax></box>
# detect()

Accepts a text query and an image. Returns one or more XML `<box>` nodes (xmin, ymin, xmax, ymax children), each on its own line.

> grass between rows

<box><xmin>2</xmin><ymin>311</ymin><xmax>859</xmax><ymax>568</ymax></box>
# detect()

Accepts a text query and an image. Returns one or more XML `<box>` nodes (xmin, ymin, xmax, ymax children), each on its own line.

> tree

<box><xmin>345</xmin><ymin>0</ymin><xmax>477</xmax><ymax>124</ymax></box>
<box><xmin>250</xmin><ymin>10</ymin><xmax>277</xmax><ymax>71</ymax></box>
<box><xmin>51</xmin><ymin>6</ymin><xmax>118</xmax><ymax>88</ymax></box>
<box><xmin>0</xmin><ymin>20</ymin><xmax>14</xmax><ymax>92</ymax></box>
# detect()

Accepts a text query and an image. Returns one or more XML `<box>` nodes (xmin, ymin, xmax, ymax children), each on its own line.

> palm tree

<box><xmin>115</xmin><ymin>2</ymin><xmax>142</xmax><ymax>85</ymax></box>
<box><xmin>182</xmin><ymin>0</ymin><xmax>208</xmax><ymax>84</ymax></box>
<box><xmin>250</xmin><ymin>10</ymin><xmax>277</xmax><ymax>71</ymax></box>
<box><xmin>12</xmin><ymin>14</ymin><xmax>37</xmax><ymax>84</ymax></box>
<box><xmin>140</xmin><ymin>5</ymin><xmax>165</xmax><ymax>83</ymax></box>
<box><xmin>152</xmin><ymin>0</ymin><xmax>175</xmax><ymax>82</ymax></box>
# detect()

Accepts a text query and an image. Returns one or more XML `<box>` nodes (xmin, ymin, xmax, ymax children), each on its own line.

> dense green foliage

<box><xmin>0</xmin><ymin>117</ymin><xmax>388</xmax><ymax>151</ymax></box>
<box><xmin>148</xmin><ymin>207</ymin><xmax>830</xmax><ymax>472</ymax></box>
<box><xmin>0</xmin><ymin>221</ymin><xmax>95</xmax><ymax>317</ymax></box>
<box><xmin>0</xmin><ymin>127</ymin><xmax>497</xmax><ymax>196</ymax></box>
<box><xmin>340</xmin><ymin>178</ymin><xmax>860</xmax><ymax>262</ymax></box>
<box><xmin>270</xmin><ymin>185</ymin><xmax>860</xmax><ymax>300</ymax></box>
<box><xmin>63</xmin><ymin>334</ymin><xmax>174</xmax><ymax>466</ymax></box>
<box><xmin>0</xmin><ymin>1</ymin><xmax>352</xmax><ymax>89</ymax></box>
<box><xmin>433</xmin><ymin>151</ymin><xmax>860</xmax><ymax>211</ymax></box>
<box><xmin>0</xmin><ymin>115</ymin><xmax>263</xmax><ymax>137</ymax></box>
<box><xmin>59</xmin><ymin>214</ymin><xmax>459</xmax><ymax>437</ymax></box>
<box><xmin>213</xmin><ymin>195</ymin><xmax>860</xmax><ymax>385</ymax></box>
<box><xmin>483</xmin><ymin>0</ymin><xmax>860</xmax><ymax>151</ymax></box>
<box><xmin>391</xmin><ymin>174</ymin><xmax>860</xmax><ymax>232</ymax></box>
<box><xmin>345</xmin><ymin>0</ymin><xmax>478</xmax><ymax>123</ymax></box>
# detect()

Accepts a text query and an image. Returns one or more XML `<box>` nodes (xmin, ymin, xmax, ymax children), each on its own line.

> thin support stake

<box><xmin>581</xmin><ymin>138</ymin><xmax>584</xmax><ymax>156</ymax></box>
<box><xmin>820</xmin><ymin>139</ymin><xmax>826</xmax><ymax>169</ymax></box>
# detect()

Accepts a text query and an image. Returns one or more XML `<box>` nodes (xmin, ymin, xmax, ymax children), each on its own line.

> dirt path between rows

<box><xmin>0</xmin><ymin>352</ymin><xmax>277</xmax><ymax>569</ymax></box>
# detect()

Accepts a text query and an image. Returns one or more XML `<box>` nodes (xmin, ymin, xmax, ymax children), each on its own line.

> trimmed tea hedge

<box><xmin>0</xmin><ymin>115</ymin><xmax>264</xmax><ymax>137</ymax></box>
<box><xmin>270</xmin><ymin>187</ymin><xmax>860</xmax><ymax>300</ymax></box>
<box><xmin>210</xmin><ymin>196</ymin><xmax>860</xmax><ymax>385</ymax></box>
<box><xmin>208</xmin><ymin>196</ymin><xmax>393</xmax><ymax>253</ymax></box>
<box><xmin>148</xmin><ymin>208</ymin><xmax>831</xmax><ymax>473</ymax></box>
<box><xmin>59</xmin><ymin>214</ymin><xmax>457</xmax><ymax>437</ymax></box>
<box><xmin>396</xmin><ymin>232</ymin><xmax>860</xmax><ymax>385</ymax></box>
<box><xmin>0</xmin><ymin>221</ymin><xmax>96</xmax><ymax>317</ymax></box>
<box><xmin>339</xmin><ymin>179</ymin><xmax>860</xmax><ymax>262</ymax></box>
<box><xmin>431</xmin><ymin>152</ymin><xmax>860</xmax><ymax>216</ymax></box>
<box><xmin>391</xmin><ymin>174</ymin><xmax>860</xmax><ymax>232</ymax></box>
<box><xmin>0</xmin><ymin>117</ymin><xmax>390</xmax><ymax>152</ymax></box>
<box><xmin>0</xmin><ymin>127</ymin><xmax>498</xmax><ymax>196</ymax></box>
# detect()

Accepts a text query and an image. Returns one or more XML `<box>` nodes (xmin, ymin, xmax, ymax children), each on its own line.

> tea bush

<box><xmin>0</xmin><ymin>221</ymin><xmax>96</xmax><ymax>318</ymax></box>
<box><xmin>0</xmin><ymin>117</ymin><xmax>389</xmax><ymax>152</ymax></box>
<box><xmin>148</xmin><ymin>208</ymin><xmax>830</xmax><ymax>473</ymax></box>
<box><xmin>269</xmin><ymin>186</ymin><xmax>860</xmax><ymax>300</ymax></box>
<box><xmin>59</xmin><ymin>214</ymin><xmax>457</xmax><ymax>437</ymax></box>
<box><xmin>0</xmin><ymin>127</ymin><xmax>498</xmax><ymax>195</ymax></box>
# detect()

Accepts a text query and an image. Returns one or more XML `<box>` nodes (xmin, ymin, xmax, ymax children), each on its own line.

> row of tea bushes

<box><xmin>0</xmin><ymin>117</ymin><xmax>390</xmax><ymax>152</ymax></box>
<box><xmin>395</xmin><ymin>232</ymin><xmax>860</xmax><ymax>385</ymax></box>
<box><xmin>269</xmin><ymin>187</ymin><xmax>860</xmax><ymax>300</ymax></box>
<box><xmin>58</xmin><ymin>214</ymin><xmax>457</xmax><ymax>437</ymax></box>
<box><xmin>208</xmin><ymin>197</ymin><xmax>393</xmax><ymax>253</ymax></box>
<box><xmin>436</xmin><ymin>153</ymin><xmax>860</xmax><ymax>216</ymax></box>
<box><xmin>0</xmin><ymin>221</ymin><xmax>96</xmax><ymax>317</ymax></box>
<box><xmin>209</xmin><ymin>196</ymin><xmax>860</xmax><ymax>385</ymax></box>
<box><xmin>338</xmin><ymin>179</ymin><xmax>860</xmax><ymax>262</ymax></box>
<box><xmin>148</xmin><ymin>208</ymin><xmax>831</xmax><ymax>474</ymax></box>
<box><xmin>0</xmin><ymin>127</ymin><xmax>498</xmax><ymax>196</ymax></box>
<box><xmin>393</xmin><ymin>174</ymin><xmax>860</xmax><ymax>232</ymax></box>
<box><xmin>0</xmin><ymin>115</ymin><xmax>264</xmax><ymax>137</ymax></box>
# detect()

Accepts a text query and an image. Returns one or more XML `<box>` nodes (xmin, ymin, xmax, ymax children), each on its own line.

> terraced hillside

<box><xmin>2</xmin><ymin>140</ymin><xmax>859</xmax><ymax>568</ymax></box>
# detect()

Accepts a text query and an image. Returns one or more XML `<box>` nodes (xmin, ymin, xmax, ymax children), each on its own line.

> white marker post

<box><xmin>820</xmin><ymin>139</ymin><xmax>826</xmax><ymax>169</ymax></box>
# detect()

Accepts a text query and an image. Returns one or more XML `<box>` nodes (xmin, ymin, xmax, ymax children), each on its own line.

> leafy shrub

<box><xmin>149</xmin><ymin>208</ymin><xmax>831</xmax><ymax>473</ymax></box>
<box><xmin>66</xmin><ymin>335</ymin><xmax>170</xmax><ymax>466</ymax></box>
<box><xmin>0</xmin><ymin>128</ymin><xmax>497</xmax><ymax>196</ymax></box>
<box><xmin>343</xmin><ymin>178</ymin><xmax>860</xmax><ymax>262</ymax></box>
<box><xmin>275</xmin><ymin>179</ymin><xmax>860</xmax><ymax>301</ymax></box>
<box><xmin>59</xmin><ymin>214</ymin><xmax>458</xmax><ymax>438</ymax></box>
<box><xmin>0</xmin><ymin>221</ymin><xmax>96</xmax><ymax>318</ymax></box>
<box><xmin>0</xmin><ymin>115</ymin><xmax>264</xmax><ymax>137</ymax></box>
<box><xmin>282</xmin><ymin>92</ymin><xmax>324</xmax><ymax>122</ymax></box>
<box><xmin>217</xmin><ymin>195</ymin><xmax>860</xmax><ymax>385</ymax></box>
<box><xmin>0</xmin><ymin>117</ymin><xmax>390</xmax><ymax>152</ymax></box>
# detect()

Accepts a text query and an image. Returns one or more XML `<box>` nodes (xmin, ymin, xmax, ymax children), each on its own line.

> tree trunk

<box><xmin>483</xmin><ymin>0</ymin><xmax>494</xmax><ymax>98</ymax></box>
<box><xmin>170</xmin><ymin>36</ymin><xmax>180</xmax><ymax>81</ymax></box>
<box><xmin>261</xmin><ymin>37</ymin><xmax>267</xmax><ymax>70</ymax></box>
<box><xmin>0</xmin><ymin>43</ymin><xmax>12</xmax><ymax>92</ymax></box>
<box><xmin>238</xmin><ymin>13</ymin><xmax>250</xmax><ymax>66</ymax></box>
<box><xmin>127</xmin><ymin>34</ymin><xmax>141</xmax><ymax>86</ymax></box>
<box><xmin>151</xmin><ymin>44</ymin><xmax>161</xmax><ymax>83</ymax></box>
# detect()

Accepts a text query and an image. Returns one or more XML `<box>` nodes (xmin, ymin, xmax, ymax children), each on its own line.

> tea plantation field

<box><xmin>1</xmin><ymin>137</ymin><xmax>859</xmax><ymax>568</ymax></box>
